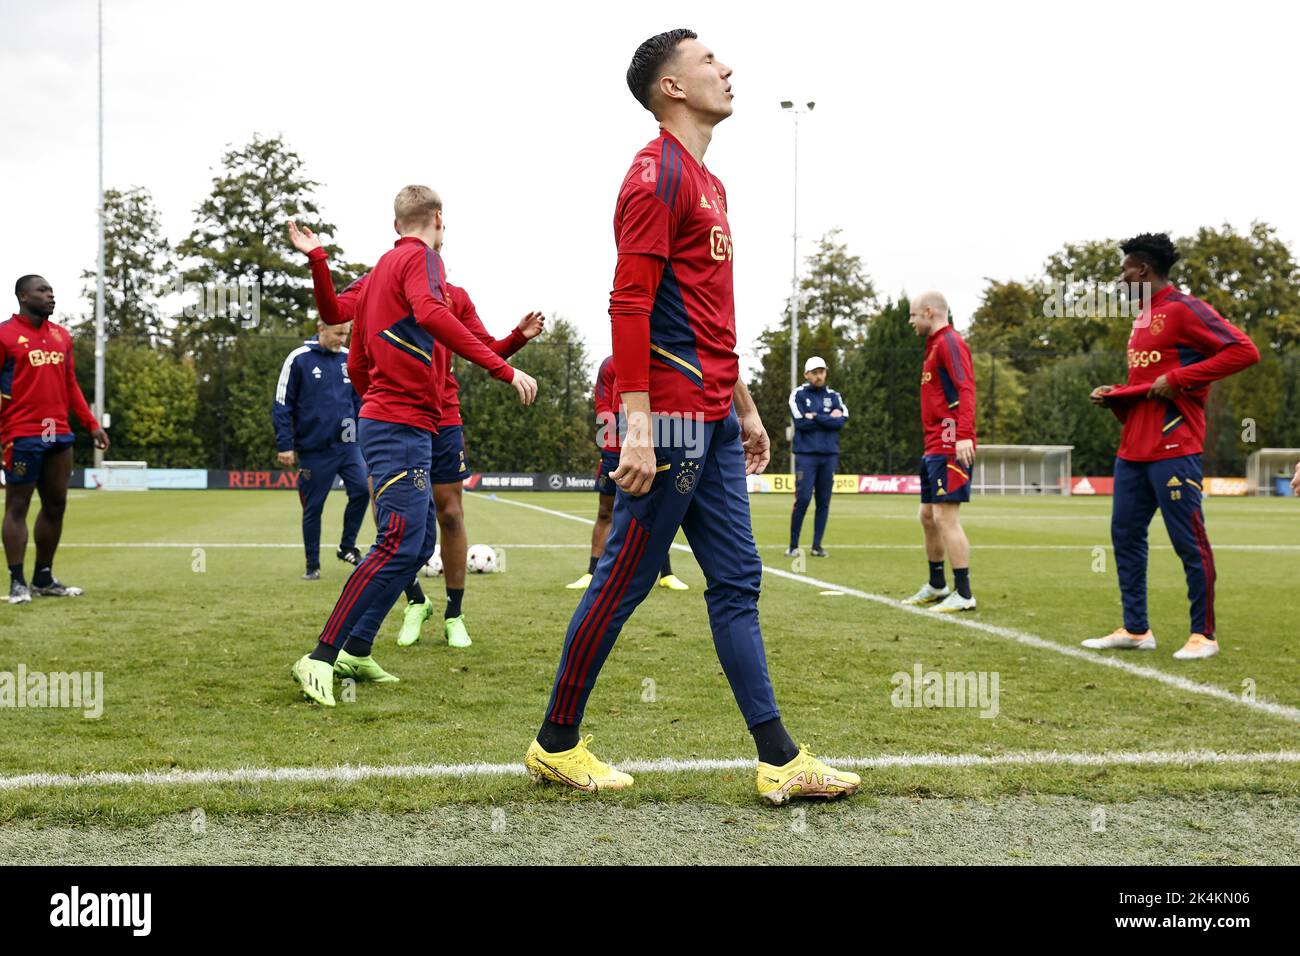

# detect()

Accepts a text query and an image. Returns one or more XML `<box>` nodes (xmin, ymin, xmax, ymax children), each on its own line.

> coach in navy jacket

<box><xmin>788</xmin><ymin>356</ymin><xmax>848</xmax><ymax>555</ymax></box>
<box><xmin>272</xmin><ymin>322</ymin><xmax>369</xmax><ymax>578</ymax></box>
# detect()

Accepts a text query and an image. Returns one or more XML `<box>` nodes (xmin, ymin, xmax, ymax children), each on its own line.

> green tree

<box><xmin>749</xmin><ymin>229</ymin><xmax>877</xmax><ymax>469</ymax></box>
<box><xmin>966</xmin><ymin>279</ymin><xmax>1054</xmax><ymax>372</ymax></box>
<box><xmin>99</xmin><ymin>343</ymin><xmax>202</xmax><ymax>465</ymax></box>
<box><xmin>176</xmin><ymin>134</ymin><xmax>353</xmax><ymax>342</ymax></box>
<box><xmin>456</xmin><ymin>319</ymin><xmax>593</xmax><ymax>473</ymax></box>
<box><xmin>1178</xmin><ymin>222</ymin><xmax>1300</xmax><ymax>352</ymax></box>
<box><xmin>1021</xmin><ymin>354</ymin><xmax>1125</xmax><ymax>475</ymax></box>
<box><xmin>839</xmin><ymin>297</ymin><xmax>923</xmax><ymax>473</ymax></box>
<box><xmin>80</xmin><ymin>186</ymin><xmax>175</xmax><ymax>341</ymax></box>
<box><xmin>972</xmin><ymin>352</ymin><xmax>1027</xmax><ymax>445</ymax></box>
<box><xmin>178</xmin><ymin>134</ymin><xmax>365</xmax><ymax>467</ymax></box>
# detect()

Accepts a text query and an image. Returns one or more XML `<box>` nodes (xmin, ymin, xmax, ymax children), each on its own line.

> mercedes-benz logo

<box><xmin>548</xmin><ymin>474</ymin><xmax>564</xmax><ymax>490</ymax></box>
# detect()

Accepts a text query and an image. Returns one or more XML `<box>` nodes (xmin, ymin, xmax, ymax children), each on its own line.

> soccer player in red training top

<box><xmin>2</xmin><ymin>276</ymin><xmax>110</xmax><ymax>604</ymax></box>
<box><xmin>1086</xmin><ymin>233</ymin><xmax>1259</xmax><ymax>660</ymax></box>
<box><xmin>523</xmin><ymin>30</ymin><xmax>860</xmax><ymax>803</ymax></box>
<box><xmin>901</xmin><ymin>291</ymin><xmax>978</xmax><ymax>613</ymax></box>
<box><xmin>565</xmin><ymin>353</ymin><xmax>689</xmax><ymax>592</ymax></box>
<box><xmin>289</xmin><ymin>187</ymin><xmax>538</xmax><ymax>707</ymax></box>
<box><xmin>289</xmin><ymin>216</ymin><xmax>545</xmax><ymax>650</ymax></box>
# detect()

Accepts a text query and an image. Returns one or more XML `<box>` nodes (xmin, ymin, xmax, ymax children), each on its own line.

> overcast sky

<box><xmin>2</xmin><ymin>0</ymin><xmax>1296</xmax><ymax>377</ymax></box>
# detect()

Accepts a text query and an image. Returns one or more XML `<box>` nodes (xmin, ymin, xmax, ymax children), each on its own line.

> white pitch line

<box><xmin>2</xmin><ymin>749</ymin><xmax>1297</xmax><ymax>793</ymax></box>
<box><xmin>477</xmin><ymin>493</ymin><xmax>1300</xmax><ymax>724</ymax></box>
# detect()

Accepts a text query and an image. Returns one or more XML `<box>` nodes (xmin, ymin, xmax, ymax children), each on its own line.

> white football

<box><xmin>467</xmin><ymin>544</ymin><xmax>497</xmax><ymax>574</ymax></box>
<box><xmin>422</xmin><ymin>545</ymin><xmax>443</xmax><ymax>578</ymax></box>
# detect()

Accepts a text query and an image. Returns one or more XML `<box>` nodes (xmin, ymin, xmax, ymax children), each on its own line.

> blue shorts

<box><xmin>429</xmin><ymin>424</ymin><xmax>468</xmax><ymax>485</ymax></box>
<box><xmin>920</xmin><ymin>453</ymin><xmax>972</xmax><ymax>504</ymax></box>
<box><xmin>595</xmin><ymin>450</ymin><xmax>620</xmax><ymax>496</ymax></box>
<box><xmin>3</xmin><ymin>434</ymin><xmax>74</xmax><ymax>484</ymax></box>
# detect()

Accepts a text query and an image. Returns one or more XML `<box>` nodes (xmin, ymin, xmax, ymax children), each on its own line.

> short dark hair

<box><xmin>1120</xmin><ymin>233</ymin><xmax>1180</xmax><ymax>278</ymax></box>
<box><xmin>627</xmin><ymin>28</ymin><xmax>697</xmax><ymax>112</ymax></box>
<box><xmin>14</xmin><ymin>274</ymin><xmax>42</xmax><ymax>297</ymax></box>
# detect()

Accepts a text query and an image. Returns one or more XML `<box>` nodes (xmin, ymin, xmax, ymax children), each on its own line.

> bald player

<box><xmin>901</xmin><ymin>291</ymin><xmax>978</xmax><ymax>613</ymax></box>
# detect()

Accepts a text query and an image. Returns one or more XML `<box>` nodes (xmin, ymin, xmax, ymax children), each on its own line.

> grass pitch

<box><xmin>1</xmin><ymin>488</ymin><xmax>1297</xmax><ymax>864</ymax></box>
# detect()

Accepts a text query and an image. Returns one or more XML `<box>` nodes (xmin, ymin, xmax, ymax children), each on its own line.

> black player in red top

<box><xmin>1</xmin><ymin>275</ymin><xmax>109</xmax><ymax>604</ymax></box>
<box><xmin>1085</xmin><ymin>233</ymin><xmax>1258</xmax><ymax>660</ymax></box>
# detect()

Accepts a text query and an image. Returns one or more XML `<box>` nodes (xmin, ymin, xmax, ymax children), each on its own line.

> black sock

<box><xmin>405</xmin><ymin>579</ymin><xmax>426</xmax><ymax>604</ymax></box>
<box><xmin>954</xmin><ymin>568</ymin><xmax>971</xmax><ymax>599</ymax></box>
<box><xmin>660</xmin><ymin>555</ymin><xmax>673</xmax><ymax>577</ymax></box>
<box><xmin>31</xmin><ymin>565</ymin><xmax>52</xmax><ymax>588</ymax></box>
<box><xmin>751</xmin><ymin>717</ymin><xmax>800</xmax><ymax>766</ymax></box>
<box><xmin>587</xmin><ymin>554</ymin><xmax>598</xmax><ymax>575</ymax></box>
<box><xmin>928</xmin><ymin>560</ymin><xmax>946</xmax><ymax>590</ymax></box>
<box><xmin>8</xmin><ymin>564</ymin><xmax>25</xmax><ymax>587</ymax></box>
<box><xmin>445</xmin><ymin>587</ymin><xmax>464</xmax><ymax>619</ymax></box>
<box><xmin>309</xmin><ymin>642</ymin><xmax>341</xmax><ymax>665</ymax></box>
<box><xmin>537</xmin><ymin>719</ymin><xmax>580</xmax><ymax>753</ymax></box>
<box><xmin>341</xmin><ymin>634</ymin><xmax>372</xmax><ymax>657</ymax></box>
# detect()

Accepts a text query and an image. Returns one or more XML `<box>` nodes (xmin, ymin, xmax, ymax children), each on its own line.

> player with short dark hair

<box><xmin>566</xmin><ymin>353</ymin><xmax>688</xmax><ymax>591</ymax></box>
<box><xmin>1086</xmin><ymin>233</ymin><xmax>1259</xmax><ymax>660</ymax></box>
<box><xmin>900</xmin><ymin>291</ymin><xmax>977</xmax><ymax>613</ymax></box>
<box><xmin>523</xmin><ymin>30</ymin><xmax>860</xmax><ymax>804</ymax></box>
<box><xmin>288</xmin><ymin>187</ymin><xmax>538</xmax><ymax>706</ymax></box>
<box><xmin>272</xmin><ymin>319</ymin><xmax>369</xmax><ymax>580</ymax></box>
<box><xmin>2</xmin><ymin>275</ymin><xmax>109</xmax><ymax>604</ymax></box>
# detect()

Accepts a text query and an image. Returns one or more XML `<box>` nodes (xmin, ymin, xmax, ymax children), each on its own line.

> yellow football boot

<box><xmin>524</xmin><ymin>735</ymin><xmax>633</xmax><ymax>792</ymax></box>
<box><xmin>756</xmin><ymin>746</ymin><xmax>860</xmax><ymax>805</ymax></box>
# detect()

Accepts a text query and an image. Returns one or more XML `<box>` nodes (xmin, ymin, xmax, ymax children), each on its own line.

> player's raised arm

<box><xmin>289</xmin><ymin>221</ymin><xmax>367</xmax><ymax>326</ymax></box>
<box><xmin>447</xmin><ymin>283</ymin><xmax>542</xmax><ymax>358</ymax></box>
<box><xmin>400</xmin><ymin>250</ymin><xmax>537</xmax><ymax>405</ymax></box>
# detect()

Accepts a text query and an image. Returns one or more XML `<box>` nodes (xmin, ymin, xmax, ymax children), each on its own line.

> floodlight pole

<box><xmin>781</xmin><ymin>100</ymin><xmax>815</xmax><ymax>472</ymax></box>
<box><xmin>93</xmin><ymin>0</ymin><xmax>106</xmax><ymax>468</ymax></box>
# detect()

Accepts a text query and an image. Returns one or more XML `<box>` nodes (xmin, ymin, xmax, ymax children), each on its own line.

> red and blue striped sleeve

<box><xmin>401</xmin><ymin>248</ymin><xmax>513</xmax><ymax>382</ymax></box>
<box><xmin>939</xmin><ymin>329</ymin><xmax>977</xmax><ymax>443</ymax></box>
<box><xmin>1164</xmin><ymin>295</ymin><xmax>1259</xmax><ymax>391</ymax></box>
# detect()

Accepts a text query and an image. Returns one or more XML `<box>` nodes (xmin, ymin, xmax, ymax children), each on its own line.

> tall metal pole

<box><xmin>781</xmin><ymin>101</ymin><xmax>814</xmax><ymax>473</ymax></box>
<box><xmin>789</xmin><ymin>110</ymin><xmax>799</xmax><ymax>400</ymax></box>
<box><xmin>93</xmin><ymin>0</ymin><xmax>106</xmax><ymax>468</ymax></box>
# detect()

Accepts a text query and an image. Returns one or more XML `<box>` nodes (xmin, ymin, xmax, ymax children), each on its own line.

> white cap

<box><xmin>804</xmin><ymin>356</ymin><xmax>827</xmax><ymax>373</ymax></box>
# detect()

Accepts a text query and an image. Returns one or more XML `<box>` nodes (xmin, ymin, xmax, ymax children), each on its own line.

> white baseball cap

<box><xmin>804</xmin><ymin>356</ymin><xmax>827</xmax><ymax>373</ymax></box>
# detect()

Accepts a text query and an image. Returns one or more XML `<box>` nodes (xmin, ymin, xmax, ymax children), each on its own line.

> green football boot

<box><xmin>396</xmin><ymin>597</ymin><xmax>434</xmax><ymax>647</ymax></box>
<box><xmin>333</xmin><ymin>649</ymin><xmax>400</xmax><ymax>683</ymax></box>
<box><xmin>291</xmin><ymin>655</ymin><xmax>336</xmax><ymax>707</ymax></box>
<box><xmin>444</xmin><ymin>615</ymin><xmax>472</xmax><ymax>649</ymax></box>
